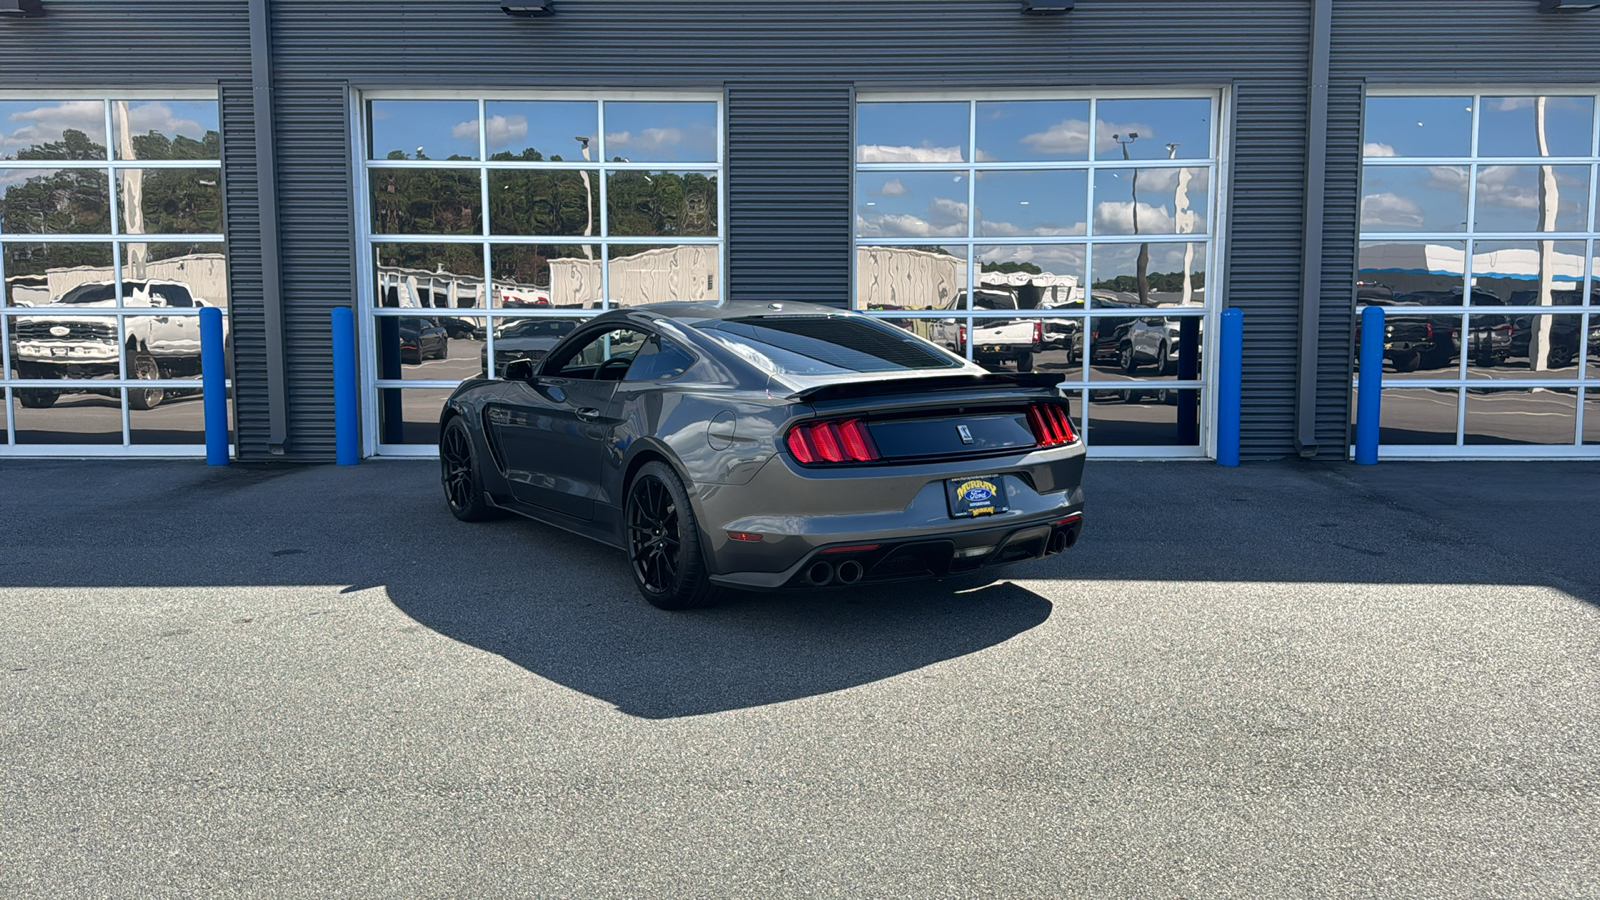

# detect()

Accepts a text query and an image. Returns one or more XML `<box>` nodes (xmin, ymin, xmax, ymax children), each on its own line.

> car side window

<box><xmin>550</xmin><ymin>327</ymin><xmax>650</xmax><ymax>380</ymax></box>
<box><xmin>623</xmin><ymin>336</ymin><xmax>694</xmax><ymax>382</ymax></box>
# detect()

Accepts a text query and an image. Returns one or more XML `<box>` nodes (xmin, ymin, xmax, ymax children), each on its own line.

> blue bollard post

<box><xmin>332</xmin><ymin>307</ymin><xmax>359</xmax><ymax>465</ymax></box>
<box><xmin>1354</xmin><ymin>305</ymin><xmax>1384</xmax><ymax>465</ymax></box>
<box><xmin>1217</xmin><ymin>307</ymin><xmax>1243</xmax><ymax>466</ymax></box>
<box><xmin>200</xmin><ymin>306</ymin><xmax>228</xmax><ymax>466</ymax></box>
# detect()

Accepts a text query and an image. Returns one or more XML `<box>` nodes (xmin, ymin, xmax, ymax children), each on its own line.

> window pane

<box><xmin>3</xmin><ymin>242</ymin><xmax>115</xmax><ymax>306</ymax></box>
<box><xmin>491</xmin><ymin>242</ymin><xmax>597</xmax><ymax>310</ymax></box>
<box><xmin>1086</xmin><ymin>388</ymin><xmax>1201</xmax><ymax>446</ymax></box>
<box><xmin>376</xmin><ymin>388</ymin><xmax>449</xmax><ymax>445</ymax></box>
<box><xmin>1091</xmin><ymin>242</ymin><xmax>1207</xmax><ymax>307</ymax></box>
<box><xmin>9</xmin><ymin>311</ymin><xmax>120</xmax><ymax>384</ymax></box>
<box><xmin>976</xmin><ymin>169</ymin><xmax>1086</xmax><ymax>237</ymax></box>
<box><xmin>1471</xmin><ymin>240</ymin><xmax>1589</xmax><ymax>305</ymax></box>
<box><xmin>1093</xmin><ymin>167</ymin><xmax>1208</xmax><ymax>236</ymax></box>
<box><xmin>374</xmin><ymin>315</ymin><xmax>463</xmax><ymax>382</ymax></box>
<box><xmin>1478</xmin><ymin>96</ymin><xmax>1595</xmax><ymax>159</ymax></box>
<box><xmin>1360</xmin><ymin>165</ymin><xmax>1468</xmax><ymax>233</ymax></box>
<box><xmin>130</xmin><ymin>391</ymin><xmax>229</xmax><ymax>446</ymax></box>
<box><xmin>696</xmin><ymin>315</ymin><xmax>964</xmax><ymax>374</ymax></box>
<box><xmin>855</xmin><ymin>244</ymin><xmax>967</xmax><ymax>312</ymax></box>
<box><xmin>1466</xmin><ymin>313</ymin><xmax>1584</xmax><ymax>377</ymax></box>
<box><xmin>1473</xmin><ymin>165</ymin><xmax>1590</xmax><ymax>233</ymax></box>
<box><xmin>1379</xmin><ymin>387</ymin><xmax>1459</xmax><ymax>445</ymax></box>
<box><xmin>11</xmin><ymin>388</ymin><xmax>123</xmax><ymax>445</ymax></box>
<box><xmin>1094</xmin><ymin>99</ymin><xmax>1212</xmax><ymax>160</ymax></box>
<box><xmin>1375</xmin><ymin>311</ymin><xmax>1462</xmax><ymax>378</ymax></box>
<box><xmin>1357</xmin><ymin>241</ymin><xmax>1466</xmax><ymax>301</ymax></box>
<box><xmin>1363</xmin><ymin>97</ymin><xmax>1473</xmax><ymax>159</ymax></box>
<box><xmin>369</xmin><ymin>100</ymin><xmax>480</xmax><ymax>161</ymax></box>
<box><xmin>488</xmin><ymin>168</ymin><xmax>598</xmax><ymax>237</ymax></box>
<box><xmin>976</xmin><ymin>100</ymin><xmax>1090</xmax><ymax>162</ymax></box>
<box><xmin>1464</xmin><ymin>387</ymin><xmax>1577</xmax><ymax>445</ymax></box>
<box><xmin>370</xmin><ymin>169</ymin><xmax>482</xmax><ymax>235</ymax></box>
<box><xmin>606</xmin><ymin>244</ymin><xmax>719</xmax><ymax>306</ymax></box>
<box><xmin>485</xmin><ymin>101</ymin><xmax>598</xmax><ymax>161</ymax></box>
<box><xmin>488</xmin><ymin>315</ymin><xmax>580</xmax><ymax>377</ymax></box>
<box><xmin>963</xmin><ymin>316</ymin><xmax>1083</xmax><ymax>379</ymax></box>
<box><xmin>112</xmin><ymin>100</ymin><xmax>220</xmax><ymax>161</ymax></box>
<box><xmin>1586</xmin><ymin>390</ymin><xmax>1600</xmax><ymax>444</ymax></box>
<box><xmin>117</xmin><ymin>168</ymin><xmax>222</xmax><ymax>235</ymax></box>
<box><xmin>0</xmin><ymin>100</ymin><xmax>107</xmax><ymax>161</ymax></box>
<box><xmin>855</xmin><ymin>171</ymin><xmax>968</xmax><ymax>239</ymax></box>
<box><xmin>976</xmin><ymin>243</ymin><xmax>1084</xmax><ymax>311</ymax></box>
<box><xmin>373</xmin><ymin>243</ymin><xmax>485</xmax><ymax>313</ymax></box>
<box><xmin>856</xmin><ymin>102</ymin><xmax>968</xmax><ymax>164</ymax></box>
<box><xmin>603</xmin><ymin>101</ymin><xmax>717</xmax><ymax>164</ymax></box>
<box><xmin>0</xmin><ymin>167</ymin><xmax>110</xmax><ymax>234</ymax></box>
<box><xmin>604</xmin><ymin>170</ymin><xmax>718</xmax><ymax>238</ymax></box>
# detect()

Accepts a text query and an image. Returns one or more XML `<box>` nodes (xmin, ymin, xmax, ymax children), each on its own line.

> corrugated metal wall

<box><xmin>263</xmin><ymin>0</ymin><xmax>1314</xmax><ymax>459</ymax></box>
<box><xmin>1322</xmin><ymin>1</ymin><xmax>1600</xmax><ymax>451</ymax></box>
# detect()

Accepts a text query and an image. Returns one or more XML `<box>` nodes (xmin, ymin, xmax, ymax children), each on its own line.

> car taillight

<box><xmin>1025</xmin><ymin>402</ymin><xmax>1078</xmax><ymax>447</ymax></box>
<box><xmin>786</xmin><ymin>418</ymin><xmax>881</xmax><ymax>464</ymax></box>
<box><xmin>1033</xmin><ymin>321</ymin><xmax>1044</xmax><ymax>343</ymax></box>
<box><xmin>1424</xmin><ymin>323</ymin><xmax>1433</xmax><ymax>339</ymax></box>
<box><xmin>958</xmin><ymin>324</ymin><xmax>967</xmax><ymax>347</ymax></box>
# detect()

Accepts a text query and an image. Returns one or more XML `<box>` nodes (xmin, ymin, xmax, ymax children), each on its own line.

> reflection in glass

<box><xmin>1473</xmin><ymin>166</ymin><xmax>1590</xmax><ymax>234</ymax></box>
<box><xmin>485</xmin><ymin>101</ymin><xmax>598</xmax><ymax>160</ymax></box>
<box><xmin>855</xmin><ymin>244</ymin><xmax>966</xmax><ymax>312</ymax></box>
<box><xmin>375</xmin><ymin>314</ymin><xmax>472</xmax><ymax>382</ymax></box>
<box><xmin>493</xmin><ymin>243</ymin><xmax>597</xmax><ymax>310</ymax></box>
<box><xmin>1464</xmin><ymin>387</ymin><xmax>1577</xmax><ymax>445</ymax></box>
<box><xmin>606</xmin><ymin>244</ymin><xmax>719</xmax><ymax>306</ymax></box>
<box><xmin>976</xmin><ymin>244</ymin><xmax>1084</xmax><ymax>311</ymax></box>
<box><xmin>0</xmin><ymin>168</ymin><xmax>111</xmax><ymax>234</ymax></box>
<box><xmin>112</xmin><ymin>100</ymin><xmax>220</xmax><ymax>161</ymax></box>
<box><xmin>976</xmin><ymin>100</ymin><xmax>1091</xmax><ymax>162</ymax></box>
<box><xmin>117</xmin><ymin>168</ymin><xmax>222</xmax><ymax>234</ymax></box>
<box><xmin>1478</xmin><ymin>96</ymin><xmax>1595</xmax><ymax>159</ymax></box>
<box><xmin>487</xmin><ymin>315</ymin><xmax>581</xmax><ymax>378</ymax></box>
<box><xmin>132</xmin><ymin>243</ymin><xmax>229</xmax><ymax>309</ymax></box>
<box><xmin>377</xmin><ymin>388</ymin><xmax>450</xmax><ymax>446</ymax></box>
<box><xmin>1086</xmin><ymin>388</ymin><xmax>1201</xmax><ymax>446</ymax></box>
<box><xmin>1357</xmin><ymin>242</ymin><xmax>1466</xmax><ymax>300</ymax></box>
<box><xmin>3</xmin><ymin>243</ymin><xmax>114</xmax><ymax>305</ymax></box>
<box><xmin>1379</xmin><ymin>387</ymin><xmax>1459</xmax><ymax>445</ymax></box>
<box><xmin>1360</xmin><ymin>166</ymin><xmax>1468</xmax><ymax>233</ymax></box>
<box><xmin>856</xmin><ymin>102</ymin><xmax>968</xmax><ymax>164</ymax></box>
<box><xmin>1465</xmin><ymin>314</ymin><xmax>1584</xmax><ymax>376</ymax></box>
<box><xmin>1470</xmin><ymin>240</ymin><xmax>1588</xmax><ymax>306</ymax></box>
<box><xmin>604</xmin><ymin>171</ymin><xmax>718</xmax><ymax>238</ymax></box>
<box><xmin>8</xmin><ymin>312</ymin><xmax>120</xmax><ymax>404</ymax></box>
<box><xmin>1093</xmin><ymin>167</ymin><xmax>1209</xmax><ymax>236</ymax></box>
<box><xmin>1363</xmin><ymin>96</ymin><xmax>1473</xmax><ymax>158</ymax></box>
<box><xmin>489</xmin><ymin>169</ymin><xmax>598</xmax><ymax>237</ymax></box>
<box><xmin>603</xmin><ymin>102</ymin><xmax>718</xmax><ymax>163</ymax></box>
<box><xmin>975</xmin><ymin>170</ymin><xmax>1086</xmax><ymax>237</ymax></box>
<box><xmin>1094</xmin><ymin>99</ymin><xmax>1212</xmax><ymax>160</ymax></box>
<box><xmin>11</xmin><ymin>389</ymin><xmax>123</xmax><ymax>444</ymax></box>
<box><xmin>130</xmin><ymin>393</ymin><xmax>230</xmax><ymax>445</ymax></box>
<box><xmin>1091</xmin><ymin>242</ymin><xmax>1207</xmax><ymax>307</ymax></box>
<box><xmin>962</xmin><ymin>316</ymin><xmax>1083</xmax><ymax>378</ymax></box>
<box><xmin>0</xmin><ymin>100</ymin><xmax>107</xmax><ymax>161</ymax></box>
<box><xmin>369</xmin><ymin>100</ymin><xmax>480</xmax><ymax>161</ymax></box>
<box><xmin>373</xmin><ymin>243</ymin><xmax>485</xmax><ymax>311</ymax></box>
<box><xmin>1374</xmin><ymin>311</ymin><xmax>1463</xmax><ymax>377</ymax></box>
<box><xmin>1087</xmin><ymin>314</ymin><xmax>1202</xmax><ymax>383</ymax></box>
<box><xmin>370</xmin><ymin>169</ymin><xmax>482</xmax><ymax>235</ymax></box>
<box><xmin>1585</xmin><ymin>390</ymin><xmax>1600</xmax><ymax>444</ymax></box>
<box><xmin>855</xmin><ymin>171</ymin><xmax>968</xmax><ymax>239</ymax></box>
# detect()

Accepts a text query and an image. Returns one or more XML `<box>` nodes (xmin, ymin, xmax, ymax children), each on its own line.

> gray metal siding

<box><xmin>263</xmin><ymin>0</ymin><xmax>1314</xmax><ymax>459</ymax></box>
<box><xmin>0</xmin><ymin>1</ymin><xmax>249</xmax><ymax>85</ymax></box>
<box><xmin>220</xmin><ymin>79</ymin><xmax>272</xmax><ymax>455</ymax></box>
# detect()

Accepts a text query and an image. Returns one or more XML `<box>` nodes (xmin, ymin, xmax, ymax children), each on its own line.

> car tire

<box><xmin>1015</xmin><ymin>351</ymin><xmax>1034</xmax><ymax>372</ymax></box>
<box><xmin>1119</xmin><ymin>344</ymin><xmax>1138</xmax><ymax>374</ymax></box>
<box><xmin>626</xmin><ymin>460</ymin><xmax>722</xmax><ymax>611</ymax></box>
<box><xmin>128</xmin><ymin>352</ymin><xmax>165</xmax><ymax>410</ymax></box>
<box><xmin>1391</xmin><ymin>349</ymin><xmax>1421</xmax><ymax>373</ymax></box>
<box><xmin>1156</xmin><ymin>343</ymin><xmax>1170</xmax><ymax>374</ymax></box>
<box><xmin>1546</xmin><ymin>343</ymin><xmax>1574</xmax><ymax>369</ymax></box>
<box><xmin>439</xmin><ymin>416</ymin><xmax>503</xmax><ymax>522</ymax></box>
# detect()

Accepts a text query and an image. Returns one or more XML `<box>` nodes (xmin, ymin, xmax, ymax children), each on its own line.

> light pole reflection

<box><xmin>1114</xmin><ymin>132</ymin><xmax>1149</xmax><ymax>304</ymax></box>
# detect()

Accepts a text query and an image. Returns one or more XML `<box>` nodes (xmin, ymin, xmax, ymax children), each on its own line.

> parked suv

<box><xmin>9</xmin><ymin>279</ymin><xmax>226</xmax><ymax>410</ymax></box>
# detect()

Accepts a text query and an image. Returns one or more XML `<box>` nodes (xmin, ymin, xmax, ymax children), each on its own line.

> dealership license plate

<box><xmin>946</xmin><ymin>475</ymin><xmax>1008</xmax><ymax>519</ymax></box>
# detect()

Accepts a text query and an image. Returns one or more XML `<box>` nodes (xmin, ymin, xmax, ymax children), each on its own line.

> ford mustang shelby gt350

<box><xmin>439</xmin><ymin>301</ymin><xmax>1085</xmax><ymax>609</ymax></box>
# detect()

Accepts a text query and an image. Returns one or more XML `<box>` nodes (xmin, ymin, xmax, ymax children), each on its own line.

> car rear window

<box><xmin>696</xmin><ymin>315</ymin><xmax>962</xmax><ymax>375</ymax></box>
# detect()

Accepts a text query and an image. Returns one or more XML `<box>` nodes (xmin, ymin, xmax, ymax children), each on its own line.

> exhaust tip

<box><xmin>805</xmin><ymin>560</ymin><xmax>835</xmax><ymax>586</ymax></box>
<box><xmin>836</xmin><ymin>559</ymin><xmax>865</xmax><ymax>585</ymax></box>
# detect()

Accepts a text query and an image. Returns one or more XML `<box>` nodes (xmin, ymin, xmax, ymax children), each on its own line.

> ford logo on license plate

<box><xmin>49</xmin><ymin>325</ymin><xmax>70</xmax><ymax>337</ymax></box>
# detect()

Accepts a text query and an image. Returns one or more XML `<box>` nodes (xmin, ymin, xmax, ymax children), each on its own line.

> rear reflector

<box><xmin>727</xmin><ymin>531</ymin><xmax>764</xmax><ymax>542</ymax></box>
<box><xmin>786</xmin><ymin>417</ymin><xmax>881</xmax><ymax>464</ymax></box>
<box><xmin>1026</xmin><ymin>402</ymin><xmax>1078</xmax><ymax>447</ymax></box>
<box><xmin>821</xmin><ymin>544</ymin><xmax>881</xmax><ymax>554</ymax></box>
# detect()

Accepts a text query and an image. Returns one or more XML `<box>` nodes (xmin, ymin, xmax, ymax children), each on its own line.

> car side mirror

<box><xmin>503</xmin><ymin>359</ymin><xmax>537</xmax><ymax>381</ymax></box>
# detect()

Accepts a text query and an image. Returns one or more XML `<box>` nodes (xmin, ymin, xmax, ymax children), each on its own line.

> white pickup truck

<box><xmin>9</xmin><ymin>279</ymin><xmax>225</xmax><ymax>410</ymax></box>
<box><xmin>928</xmin><ymin>289</ymin><xmax>1050</xmax><ymax>371</ymax></box>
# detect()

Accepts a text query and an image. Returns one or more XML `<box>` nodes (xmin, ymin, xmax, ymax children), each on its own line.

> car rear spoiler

<box><xmin>784</xmin><ymin>372</ymin><xmax>1065</xmax><ymax>403</ymax></box>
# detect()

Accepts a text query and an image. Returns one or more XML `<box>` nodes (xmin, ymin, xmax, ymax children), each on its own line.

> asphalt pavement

<box><xmin>2</xmin><ymin>457</ymin><xmax>1597</xmax><ymax>898</ymax></box>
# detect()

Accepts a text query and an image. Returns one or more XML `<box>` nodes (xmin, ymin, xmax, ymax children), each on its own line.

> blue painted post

<box><xmin>200</xmin><ymin>306</ymin><xmax>228</xmax><ymax>466</ymax></box>
<box><xmin>1354</xmin><ymin>305</ymin><xmax>1385</xmax><ymax>465</ymax></box>
<box><xmin>332</xmin><ymin>307</ymin><xmax>359</xmax><ymax>465</ymax></box>
<box><xmin>1217</xmin><ymin>308</ymin><xmax>1243</xmax><ymax>466</ymax></box>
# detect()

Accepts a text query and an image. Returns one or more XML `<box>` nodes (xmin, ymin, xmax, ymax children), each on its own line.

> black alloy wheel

<box><xmin>626</xmin><ymin>461</ymin><xmax>720</xmax><ymax>610</ymax></box>
<box><xmin>439</xmin><ymin>416</ymin><xmax>500</xmax><ymax>521</ymax></box>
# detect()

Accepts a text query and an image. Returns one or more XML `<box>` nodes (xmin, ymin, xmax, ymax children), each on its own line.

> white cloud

<box><xmin>875</xmin><ymin>178</ymin><xmax>908</xmax><ymax>198</ymax></box>
<box><xmin>1094</xmin><ymin>119</ymin><xmax>1157</xmax><ymax>156</ymax></box>
<box><xmin>482</xmin><ymin>114</ymin><xmax>529</xmax><ymax>149</ymax></box>
<box><xmin>125</xmin><ymin>103</ymin><xmax>207</xmax><ymax>142</ymax></box>
<box><xmin>1361</xmin><ymin>192</ymin><xmax>1425</xmax><ymax>229</ymax></box>
<box><xmin>927</xmin><ymin>197</ymin><xmax>968</xmax><ymax>225</ymax></box>
<box><xmin>857</xmin><ymin>144</ymin><xmax>964</xmax><ymax>163</ymax></box>
<box><xmin>1363</xmin><ymin>142</ymin><xmax>1398</xmax><ymax>157</ymax></box>
<box><xmin>854</xmin><ymin>212</ymin><xmax>965</xmax><ymax>239</ymax></box>
<box><xmin>1019</xmin><ymin>119</ymin><xmax>1091</xmax><ymax>155</ymax></box>
<box><xmin>2</xmin><ymin>100</ymin><xmax>104</xmax><ymax>155</ymax></box>
<box><xmin>1094</xmin><ymin>200</ymin><xmax>1176</xmax><ymax>235</ymax></box>
<box><xmin>978</xmin><ymin>218</ymin><xmax>1088</xmax><ymax>238</ymax></box>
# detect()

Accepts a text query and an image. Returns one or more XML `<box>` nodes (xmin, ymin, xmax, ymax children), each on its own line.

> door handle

<box><xmin>575</xmin><ymin>407</ymin><xmax>601</xmax><ymax>422</ymax></box>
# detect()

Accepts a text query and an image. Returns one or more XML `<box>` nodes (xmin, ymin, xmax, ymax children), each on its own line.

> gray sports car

<box><xmin>439</xmin><ymin>301</ymin><xmax>1086</xmax><ymax>609</ymax></box>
